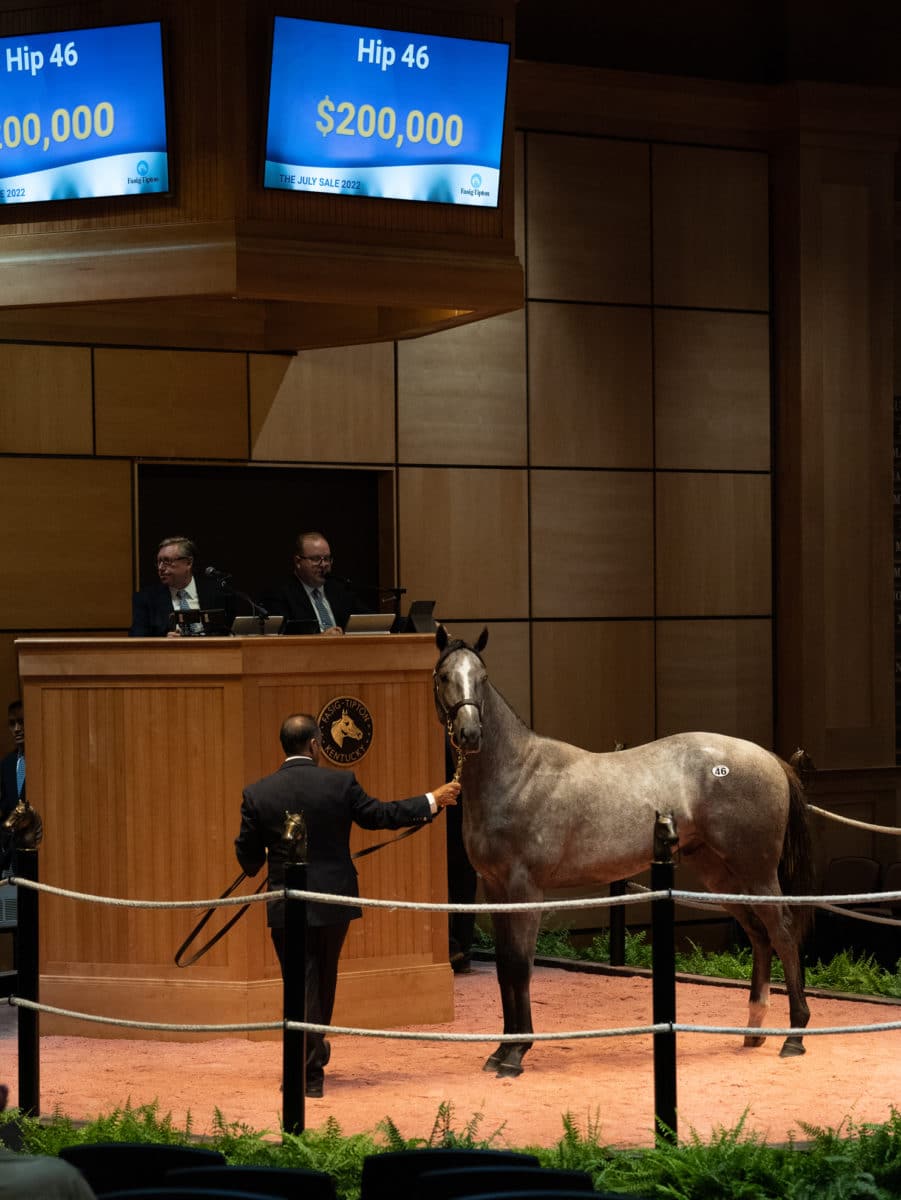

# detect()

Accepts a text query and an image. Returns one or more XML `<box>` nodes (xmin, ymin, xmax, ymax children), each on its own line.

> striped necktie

<box><xmin>311</xmin><ymin>588</ymin><xmax>334</xmax><ymax>630</ymax></box>
<box><xmin>15</xmin><ymin>752</ymin><xmax>25</xmax><ymax>798</ymax></box>
<box><xmin>176</xmin><ymin>588</ymin><xmax>202</xmax><ymax>635</ymax></box>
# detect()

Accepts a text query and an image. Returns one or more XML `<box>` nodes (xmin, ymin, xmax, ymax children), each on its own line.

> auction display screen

<box><xmin>264</xmin><ymin>16</ymin><xmax>510</xmax><ymax>208</ymax></box>
<box><xmin>0</xmin><ymin>21</ymin><xmax>169</xmax><ymax>205</ymax></box>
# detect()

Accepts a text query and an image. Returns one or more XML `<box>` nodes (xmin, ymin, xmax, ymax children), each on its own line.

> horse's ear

<box><xmin>435</xmin><ymin>624</ymin><xmax>449</xmax><ymax>652</ymax></box>
<box><xmin>474</xmin><ymin>626</ymin><xmax>489</xmax><ymax>654</ymax></box>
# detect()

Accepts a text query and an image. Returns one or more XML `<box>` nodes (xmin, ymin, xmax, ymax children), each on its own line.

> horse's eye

<box><xmin>438</xmin><ymin>671</ymin><xmax>448</xmax><ymax>683</ymax></box>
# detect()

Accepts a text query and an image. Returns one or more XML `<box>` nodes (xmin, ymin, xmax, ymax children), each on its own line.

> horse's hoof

<box><xmin>495</xmin><ymin>1061</ymin><xmax>524</xmax><ymax>1078</ymax></box>
<box><xmin>483</xmin><ymin>1054</ymin><xmax>504</xmax><ymax>1073</ymax></box>
<box><xmin>779</xmin><ymin>1038</ymin><xmax>806</xmax><ymax>1058</ymax></box>
<box><xmin>743</xmin><ymin>1034</ymin><xmax>766</xmax><ymax>1048</ymax></box>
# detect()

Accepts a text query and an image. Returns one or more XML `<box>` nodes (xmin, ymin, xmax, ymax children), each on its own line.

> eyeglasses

<box><xmin>157</xmin><ymin>556</ymin><xmax>189</xmax><ymax>567</ymax></box>
<box><xmin>298</xmin><ymin>555</ymin><xmax>333</xmax><ymax>566</ymax></box>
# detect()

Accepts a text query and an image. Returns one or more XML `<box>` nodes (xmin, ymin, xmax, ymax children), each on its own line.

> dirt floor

<box><xmin>1</xmin><ymin>962</ymin><xmax>898</xmax><ymax>1149</ymax></box>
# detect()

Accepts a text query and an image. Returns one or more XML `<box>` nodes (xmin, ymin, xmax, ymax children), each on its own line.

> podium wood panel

<box><xmin>17</xmin><ymin>635</ymin><xmax>451</xmax><ymax>1039</ymax></box>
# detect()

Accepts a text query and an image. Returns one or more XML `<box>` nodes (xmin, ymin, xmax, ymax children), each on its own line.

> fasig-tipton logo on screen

<box><xmin>0</xmin><ymin>21</ymin><xmax>169</xmax><ymax>206</ymax></box>
<box><xmin>264</xmin><ymin>16</ymin><xmax>510</xmax><ymax>208</ymax></box>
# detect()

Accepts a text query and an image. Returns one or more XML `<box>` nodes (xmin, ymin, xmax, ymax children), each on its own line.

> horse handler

<box><xmin>235</xmin><ymin>712</ymin><xmax>460</xmax><ymax>1098</ymax></box>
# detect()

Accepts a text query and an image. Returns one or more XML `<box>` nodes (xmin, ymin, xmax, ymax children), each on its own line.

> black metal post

<box><xmin>650</xmin><ymin>814</ymin><xmax>677</xmax><ymax>1144</ymax></box>
<box><xmin>282</xmin><ymin>860</ymin><xmax>307</xmax><ymax>1136</ymax></box>
<box><xmin>15</xmin><ymin>848</ymin><xmax>39</xmax><ymax>1117</ymax></box>
<box><xmin>609</xmin><ymin>880</ymin><xmax>626</xmax><ymax>965</ymax></box>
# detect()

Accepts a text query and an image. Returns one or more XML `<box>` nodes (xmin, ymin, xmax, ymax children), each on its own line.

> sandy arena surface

<box><xmin>1</xmin><ymin>962</ymin><xmax>898</xmax><ymax>1149</ymax></box>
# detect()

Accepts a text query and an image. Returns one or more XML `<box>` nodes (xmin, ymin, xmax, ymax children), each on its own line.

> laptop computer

<box><xmin>231</xmin><ymin>615</ymin><xmax>285</xmax><ymax>636</ymax></box>
<box><xmin>344</xmin><ymin>612</ymin><xmax>396</xmax><ymax>635</ymax></box>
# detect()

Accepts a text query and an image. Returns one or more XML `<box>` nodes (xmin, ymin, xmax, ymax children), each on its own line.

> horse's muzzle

<box><xmin>453</xmin><ymin>711</ymin><xmax>482</xmax><ymax>751</ymax></box>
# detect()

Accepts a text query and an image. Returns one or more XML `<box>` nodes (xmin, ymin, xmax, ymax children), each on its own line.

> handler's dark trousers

<box><xmin>271</xmin><ymin>922</ymin><xmax>349</xmax><ymax>1085</ymax></box>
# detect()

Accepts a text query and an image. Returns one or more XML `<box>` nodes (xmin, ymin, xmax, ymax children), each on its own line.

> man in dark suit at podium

<box><xmin>0</xmin><ymin>700</ymin><xmax>25</xmax><ymax>820</ymax></box>
<box><xmin>263</xmin><ymin>531</ymin><xmax>368</xmax><ymax>634</ymax></box>
<box><xmin>129</xmin><ymin>535</ymin><xmax>230</xmax><ymax>637</ymax></box>
<box><xmin>235</xmin><ymin>712</ymin><xmax>460</xmax><ymax>1097</ymax></box>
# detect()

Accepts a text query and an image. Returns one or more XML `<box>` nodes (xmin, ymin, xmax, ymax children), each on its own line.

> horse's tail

<box><xmin>776</xmin><ymin>755</ymin><xmax>815</xmax><ymax>937</ymax></box>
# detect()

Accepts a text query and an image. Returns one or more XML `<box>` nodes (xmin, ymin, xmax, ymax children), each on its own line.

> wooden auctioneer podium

<box><xmin>15</xmin><ymin>634</ymin><xmax>452</xmax><ymax>1040</ymax></box>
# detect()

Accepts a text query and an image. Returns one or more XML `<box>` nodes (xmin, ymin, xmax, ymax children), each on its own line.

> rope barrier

<box><xmin>9</xmin><ymin>995</ymin><xmax>900</xmax><ymax>1042</ymax></box>
<box><xmin>8</xmin><ymin>997</ymin><xmax>280</xmax><ymax>1034</ymax></box>
<box><xmin>816</xmin><ymin>902</ymin><xmax>901</xmax><ymax>927</ymax></box>
<box><xmin>807</xmin><ymin>804</ymin><xmax>901</xmax><ymax>836</ymax></box>
<box><xmin>9</xmin><ymin>874</ymin><xmax>901</xmax><ymax>915</ymax></box>
<box><xmin>6</xmin><ymin>877</ymin><xmax>274</xmax><ymax>910</ymax></box>
<box><xmin>6</xmin><ymin>876</ymin><xmax>660</xmax><ymax>913</ymax></box>
<box><xmin>671</xmin><ymin>888</ymin><xmax>901</xmax><ymax>908</ymax></box>
<box><xmin>9</xmin><ymin>853</ymin><xmax>900</xmax><ymax>1138</ymax></box>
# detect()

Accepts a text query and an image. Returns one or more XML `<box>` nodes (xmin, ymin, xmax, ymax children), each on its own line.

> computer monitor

<box><xmin>406</xmin><ymin>600</ymin><xmax>436</xmax><ymax>633</ymax></box>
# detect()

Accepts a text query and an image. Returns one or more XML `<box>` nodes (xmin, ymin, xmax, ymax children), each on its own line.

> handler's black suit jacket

<box><xmin>128</xmin><ymin>576</ymin><xmax>234</xmax><ymax>637</ymax></box>
<box><xmin>0</xmin><ymin>749</ymin><xmax>23</xmax><ymax>819</ymax></box>
<box><xmin>235</xmin><ymin>758</ymin><xmax>433</xmax><ymax>927</ymax></box>
<box><xmin>261</xmin><ymin>575</ymin><xmax>368</xmax><ymax>632</ymax></box>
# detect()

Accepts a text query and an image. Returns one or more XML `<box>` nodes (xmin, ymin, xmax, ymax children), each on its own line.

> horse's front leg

<box><xmin>484</xmin><ymin>902</ymin><xmax>541</xmax><ymax>1078</ymax></box>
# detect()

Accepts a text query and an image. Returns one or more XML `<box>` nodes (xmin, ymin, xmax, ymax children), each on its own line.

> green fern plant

<box><xmin>5</xmin><ymin>1098</ymin><xmax>901</xmax><ymax>1200</ymax></box>
<box><xmin>480</xmin><ymin>923</ymin><xmax>901</xmax><ymax>999</ymax></box>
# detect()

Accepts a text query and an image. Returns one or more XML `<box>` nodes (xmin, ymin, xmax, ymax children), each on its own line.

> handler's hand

<box><xmin>433</xmin><ymin>781</ymin><xmax>461</xmax><ymax>808</ymax></box>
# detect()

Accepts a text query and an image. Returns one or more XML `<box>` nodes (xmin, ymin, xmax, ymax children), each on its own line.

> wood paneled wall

<box><xmin>1</xmin><ymin>68</ymin><xmax>896</xmax><ymax>791</ymax></box>
<box><xmin>0</xmin><ymin>134</ymin><xmax>774</xmax><ymax>763</ymax></box>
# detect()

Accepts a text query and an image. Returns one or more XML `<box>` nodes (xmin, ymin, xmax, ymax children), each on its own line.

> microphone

<box><xmin>205</xmin><ymin>566</ymin><xmax>233</xmax><ymax>583</ymax></box>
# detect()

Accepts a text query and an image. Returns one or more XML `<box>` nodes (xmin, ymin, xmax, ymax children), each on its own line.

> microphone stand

<box><xmin>211</xmin><ymin>574</ymin><xmax>270</xmax><ymax>634</ymax></box>
<box><xmin>379</xmin><ymin>586</ymin><xmax>406</xmax><ymax>622</ymax></box>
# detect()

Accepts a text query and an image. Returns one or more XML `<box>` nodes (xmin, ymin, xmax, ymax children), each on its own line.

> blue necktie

<box><xmin>15</xmin><ymin>752</ymin><xmax>25</xmax><ymax>798</ymax></box>
<box><xmin>311</xmin><ymin>588</ymin><xmax>334</xmax><ymax>630</ymax></box>
<box><xmin>176</xmin><ymin>589</ymin><xmax>202</xmax><ymax>635</ymax></box>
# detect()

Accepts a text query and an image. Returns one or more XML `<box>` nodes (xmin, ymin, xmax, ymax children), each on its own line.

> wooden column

<box><xmin>772</xmin><ymin>84</ymin><xmax>899</xmax><ymax>768</ymax></box>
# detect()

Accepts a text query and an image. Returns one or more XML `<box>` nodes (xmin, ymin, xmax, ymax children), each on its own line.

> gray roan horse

<box><xmin>433</xmin><ymin>626</ymin><xmax>813</xmax><ymax>1077</ymax></box>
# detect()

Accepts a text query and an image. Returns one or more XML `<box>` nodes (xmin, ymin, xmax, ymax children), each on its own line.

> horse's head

<box><xmin>1</xmin><ymin>798</ymin><xmax>43</xmax><ymax>855</ymax></box>
<box><xmin>331</xmin><ymin>710</ymin><xmax>362</xmax><ymax>747</ymax></box>
<box><xmin>433</xmin><ymin>624</ymin><xmax>488</xmax><ymax>753</ymax></box>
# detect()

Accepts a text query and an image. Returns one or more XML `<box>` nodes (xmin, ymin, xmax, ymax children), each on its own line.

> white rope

<box><xmin>808</xmin><ymin>805</ymin><xmax>901</xmax><ymax>836</ymax></box>
<box><xmin>817</xmin><ymin>902</ymin><xmax>901</xmax><ymax>927</ymax></box>
<box><xmin>286</xmin><ymin>1020</ymin><xmax>664</xmax><ymax>1042</ymax></box>
<box><xmin>10</xmin><ymin>997</ymin><xmax>280</xmax><ymax>1033</ymax></box>
<box><xmin>628</xmin><ymin>880</ymin><xmax>727</xmax><ymax>914</ymax></box>
<box><xmin>673</xmin><ymin>1021</ymin><xmax>901</xmax><ymax>1037</ymax></box>
<box><xmin>282</xmin><ymin>1018</ymin><xmax>901</xmax><ymax>1040</ymax></box>
<box><xmin>7</xmin><ymin>876</ymin><xmax>660</xmax><ymax>913</ymax></box>
<box><xmin>281</xmin><ymin>888</ymin><xmax>661</xmax><ymax>913</ymax></box>
<box><xmin>672</xmin><ymin>888</ymin><xmax>901</xmax><ymax>908</ymax></box>
<box><xmin>9</xmin><ymin>997</ymin><xmax>899</xmax><ymax>1042</ymax></box>
<box><xmin>9</xmin><ymin>875</ymin><xmax>901</xmax><ymax>915</ymax></box>
<box><xmin>8</xmin><ymin>877</ymin><xmax>276</xmax><ymax>909</ymax></box>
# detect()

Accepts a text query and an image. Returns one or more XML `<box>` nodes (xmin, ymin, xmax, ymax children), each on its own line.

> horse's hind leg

<box><xmin>727</xmin><ymin>905</ymin><xmax>774</xmax><ymax>1048</ymax></box>
<box><xmin>734</xmin><ymin>899</ymin><xmax>809</xmax><ymax>1056</ymax></box>
<box><xmin>484</xmin><ymin>901</ymin><xmax>540</xmax><ymax>1077</ymax></box>
<box><xmin>756</xmin><ymin>903</ymin><xmax>810</xmax><ymax>1057</ymax></box>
